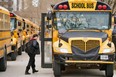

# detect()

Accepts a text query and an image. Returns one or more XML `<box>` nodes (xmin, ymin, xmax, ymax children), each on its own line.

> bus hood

<box><xmin>60</xmin><ymin>31</ymin><xmax>108</xmax><ymax>42</ymax></box>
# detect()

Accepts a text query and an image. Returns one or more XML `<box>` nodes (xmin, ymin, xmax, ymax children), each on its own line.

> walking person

<box><xmin>25</xmin><ymin>34</ymin><xmax>40</xmax><ymax>75</ymax></box>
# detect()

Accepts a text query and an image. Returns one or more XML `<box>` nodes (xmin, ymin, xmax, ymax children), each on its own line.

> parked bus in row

<box><xmin>10</xmin><ymin>13</ymin><xmax>24</xmax><ymax>58</ymax></box>
<box><xmin>0</xmin><ymin>7</ymin><xmax>40</xmax><ymax>72</ymax></box>
<box><xmin>22</xmin><ymin>18</ymin><xmax>40</xmax><ymax>51</ymax></box>
<box><xmin>10</xmin><ymin>13</ymin><xmax>40</xmax><ymax>59</ymax></box>
<box><xmin>0</xmin><ymin>6</ymin><xmax>12</xmax><ymax>71</ymax></box>
<box><xmin>112</xmin><ymin>15</ymin><xmax>116</xmax><ymax>59</ymax></box>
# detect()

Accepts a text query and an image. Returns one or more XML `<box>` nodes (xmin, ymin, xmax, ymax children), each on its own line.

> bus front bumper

<box><xmin>54</xmin><ymin>54</ymin><xmax>115</xmax><ymax>64</ymax></box>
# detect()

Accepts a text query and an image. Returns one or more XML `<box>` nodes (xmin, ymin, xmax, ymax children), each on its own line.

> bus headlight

<box><xmin>103</xmin><ymin>48</ymin><xmax>111</xmax><ymax>53</ymax></box>
<box><xmin>59</xmin><ymin>48</ymin><xmax>68</xmax><ymax>53</ymax></box>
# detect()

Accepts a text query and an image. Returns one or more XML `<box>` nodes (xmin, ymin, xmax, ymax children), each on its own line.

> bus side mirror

<box><xmin>46</xmin><ymin>25</ymin><xmax>52</xmax><ymax>29</ymax></box>
<box><xmin>47</xmin><ymin>11</ymin><xmax>52</xmax><ymax>20</ymax></box>
<box><xmin>114</xmin><ymin>16</ymin><xmax>116</xmax><ymax>24</ymax></box>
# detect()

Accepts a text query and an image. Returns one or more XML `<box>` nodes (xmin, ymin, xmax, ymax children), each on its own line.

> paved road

<box><xmin>0</xmin><ymin>52</ymin><xmax>116</xmax><ymax>77</ymax></box>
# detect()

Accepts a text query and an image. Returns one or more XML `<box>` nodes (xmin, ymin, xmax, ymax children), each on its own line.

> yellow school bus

<box><xmin>33</xmin><ymin>23</ymin><xmax>40</xmax><ymax>34</ymax></box>
<box><xmin>22</xmin><ymin>18</ymin><xmax>33</xmax><ymax>46</ymax></box>
<box><xmin>22</xmin><ymin>18</ymin><xmax>39</xmax><ymax>49</ymax></box>
<box><xmin>112</xmin><ymin>15</ymin><xmax>116</xmax><ymax>55</ymax></box>
<box><xmin>41</xmin><ymin>0</ymin><xmax>115</xmax><ymax>77</ymax></box>
<box><xmin>10</xmin><ymin>13</ymin><xmax>23</xmax><ymax>56</ymax></box>
<box><xmin>0</xmin><ymin>6</ymin><xmax>12</xmax><ymax>71</ymax></box>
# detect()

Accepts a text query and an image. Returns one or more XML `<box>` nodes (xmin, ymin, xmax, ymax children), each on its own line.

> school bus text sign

<box><xmin>69</xmin><ymin>1</ymin><xmax>97</xmax><ymax>11</ymax></box>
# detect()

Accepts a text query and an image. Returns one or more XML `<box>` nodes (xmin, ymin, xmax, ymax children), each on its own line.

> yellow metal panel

<box><xmin>0</xmin><ymin>8</ymin><xmax>9</xmax><ymax>15</ymax></box>
<box><xmin>65</xmin><ymin>60</ymin><xmax>114</xmax><ymax>64</ymax></box>
<box><xmin>53</xmin><ymin>30</ymin><xmax>58</xmax><ymax>43</ymax></box>
<box><xmin>0</xmin><ymin>31</ymin><xmax>11</xmax><ymax>39</ymax></box>
<box><xmin>16</xmin><ymin>15</ymin><xmax>23</xmax><ymax>22</ymax></box>
<box><xmin>53</xmin><ymin>39</ymin><xmax>72</xmax><ymax>54</ymax></box>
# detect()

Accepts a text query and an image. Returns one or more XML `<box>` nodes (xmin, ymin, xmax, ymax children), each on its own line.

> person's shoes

<box><xmin>33</xmin><ymin>69</ymin><xmax>38</xmax><ymax>73</ymax></box>
<box><xmin>25</xmin><ymin>72</ymin><xmax>31</xmax><ymax>75</ymax></box>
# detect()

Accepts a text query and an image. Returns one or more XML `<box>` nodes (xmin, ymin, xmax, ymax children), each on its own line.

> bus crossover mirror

<box><xmin>46</xmin><ymin>25</ymin><xmax>52</xmax><ymax>29</ymax></box>
<box><xmin>47</xmin><ymin>11</ymin><xmax>52</xmax><ymax>20</ymax></box>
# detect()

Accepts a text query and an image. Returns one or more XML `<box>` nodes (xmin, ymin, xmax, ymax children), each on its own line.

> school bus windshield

<box><xmin>54</xmin><ymin>12</ymin><xmax>110</xmax><ymax>30</ymax></box>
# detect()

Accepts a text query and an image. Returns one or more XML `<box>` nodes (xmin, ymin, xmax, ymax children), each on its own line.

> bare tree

<box><xmin>101</xmin><ymin>0</ymin><xmax>116</xmax><ymax>15</ymax></box>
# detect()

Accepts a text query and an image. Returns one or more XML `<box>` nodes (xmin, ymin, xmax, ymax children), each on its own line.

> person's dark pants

<box><xmin>26</xmin><ymin>53</ymin><xmax>36</xmax><ymax>72</ymax></box>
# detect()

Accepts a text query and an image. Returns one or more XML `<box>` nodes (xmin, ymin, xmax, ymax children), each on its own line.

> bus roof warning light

<box><xmin>58</xmin><ymin>5</ymin><xmax>63</xmax><ymax>9</ymax></box>
<box><xmin>98</xmin><ymin>5</ymin><xmax>103</xmax><ymax>10</ymax></box>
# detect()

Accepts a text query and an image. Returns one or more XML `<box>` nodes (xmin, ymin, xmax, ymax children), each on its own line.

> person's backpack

<box><xmin>25</xmin><ymin>40</ymin><xmax>40</xmax><ymax>54</ymax></box>
<box><xmin>25</xmin><ymin>40</ymin><xmax>33</xmax><ymax>54</ymax></box>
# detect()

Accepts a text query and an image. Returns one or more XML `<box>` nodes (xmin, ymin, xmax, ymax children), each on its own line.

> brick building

<box><xmin>14</xmin><ymin>0</ymin><xmax>63</xmax><ymax>25</ymax></box>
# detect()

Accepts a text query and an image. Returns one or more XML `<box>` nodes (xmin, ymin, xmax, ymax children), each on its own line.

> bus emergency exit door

<box><xmin>41</xmin><ymin>13</ymin><xmax>52</xmax><ymax>68</ymax></box>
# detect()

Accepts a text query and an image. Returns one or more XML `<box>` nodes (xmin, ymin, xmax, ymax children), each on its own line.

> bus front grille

<box><xmin>71</xmin><ymin>40</ymin><xmax>100</xmax><ymax>52</ymax></box>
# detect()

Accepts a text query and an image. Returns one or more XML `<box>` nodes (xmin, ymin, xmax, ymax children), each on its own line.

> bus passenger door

<box><xmin>41</xmin><ymin>13</ymin><xmax>52</xmax><ymax>68</ymax></box>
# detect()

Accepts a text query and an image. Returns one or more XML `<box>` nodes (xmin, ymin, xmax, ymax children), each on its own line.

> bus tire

<box><xmin>0</xmin><ymin>48</ymin><xmax>7</xmax><ymax>71</ymax></box>
<box><xmin>53</xmin><ymin>61</ymin><xmax>61</xmax><ymax>77</ymax></box>
<box><xmin>105</xmin><ymin>64</ymin><xmax>113</xmax><ymax>77</ymax></box>
<box><xmin>18</xmin><ymin>47</ymin><xmax>22</xmax><ymax>55</ymax></box>
<box><xmin>11</xmin><ymin>52</ymin><xmax>16</xmax><ymax>61</ymax></box>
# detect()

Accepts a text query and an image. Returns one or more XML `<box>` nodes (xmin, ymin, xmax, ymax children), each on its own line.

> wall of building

<box><xmin>14</xmin><ymin>0</ymin><xmax>63</xmax><ymax>25</ymax></box>
<box><xmin>3</xmin><ymin>0</ymin><xmax>115</xmax><ymax>25</ymax></box>
<box><xmin>0</xmin><ymin>0</ymin><xmax>13</xmax><ymax>11</ymax></box>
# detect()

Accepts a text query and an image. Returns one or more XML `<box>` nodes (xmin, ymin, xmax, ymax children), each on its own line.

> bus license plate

<box><xmin>100</xmin><ymin>55</ymin><xmax>108</xmax><ymax>60</ymax></box>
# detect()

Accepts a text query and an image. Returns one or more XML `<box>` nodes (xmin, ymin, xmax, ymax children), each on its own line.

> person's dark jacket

<box><xmin>25</xmin><ymin>39</ymin><xmax>40</xmax><ymax>54</ymax></box>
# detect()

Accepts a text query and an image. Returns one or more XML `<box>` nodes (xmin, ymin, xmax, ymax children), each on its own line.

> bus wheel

<box><xmin>0</xmin><ymin>48</ymin><xmax>7</xmax><ymax>71</ymax></box>
<box><xmin>11</xmin><ymin>51</ymin><xmax>16</xmax><ymax>61</ymax></box>
<box><xmin>53</xmin><ymin>61</ymin><xmax>61</xmax><ymax>77</ymax></box>
<box><xmin>18</xmin><ymin>47</ymin><xmax>22</xmax><ymax>55</ymax></box>
<box><xmin>105</xmin><ymin>64</ymin><xmax>113</xmax><ymax>77</ymax></box>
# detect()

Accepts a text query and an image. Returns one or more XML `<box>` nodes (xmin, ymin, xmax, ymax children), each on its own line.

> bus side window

<box><xmin>5</xmin><ymin>14</ymin><xmax>10</xmax><ymax>30</ymax></box>
<box><xmin>18</xmin><ymin>22</ymin><xmax>21</xmax><ymax>26</ymax></box>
